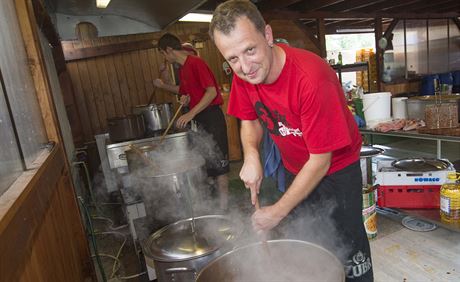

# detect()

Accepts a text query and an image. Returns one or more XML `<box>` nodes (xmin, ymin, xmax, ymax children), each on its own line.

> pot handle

<box><xmin>165</xmin><ymin>267</ymin><xmax>196</xmax><ymax>274</ymax></box>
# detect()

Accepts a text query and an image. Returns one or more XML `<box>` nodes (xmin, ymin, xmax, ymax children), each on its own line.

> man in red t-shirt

<box><xmin>153</xmin><ymin>33</ymin><xmax>230</xmax><ymax>210</ymax></box>
<box><xmin>210</xmin><ymin>1</ymin><xmax>373</xmax><ymax>281</ymax></box>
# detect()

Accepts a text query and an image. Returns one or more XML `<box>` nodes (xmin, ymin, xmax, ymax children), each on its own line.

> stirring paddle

<box><xmin>128</xmin><ymin>144</ymin><xmax>158</xmax><ymax>169</ymax></box>
<box><xmin>159</xmin><ymin>103</ymin><xmax>183</xmax><ymax>144</ymax></box>
<box><xmin>254</xmin><ymin>197</ymin><xmax>271</xmax><ymax>256</ymax></box>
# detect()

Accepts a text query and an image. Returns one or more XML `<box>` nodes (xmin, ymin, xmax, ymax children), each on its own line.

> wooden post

<box><xmin>317</xmin><ymin>18</ymin><xmax>327</xmax><ymax>58</ymax></box>
<box><xmin>374</xmin><ymin>18</ymin><xmax>383</xmax><ymax>92</ymax></box>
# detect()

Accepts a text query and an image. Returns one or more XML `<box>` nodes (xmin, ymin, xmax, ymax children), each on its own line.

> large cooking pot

<box><xmin>107</xmin><ymin>114</ymin><xmax>145</xmax><ymax>142</ymax></box>
<box><xmin>126</xmin><ymin>144</ymin><xmax>208</xmax><ymax>227</ymax></box>
<box><xmin>196</xmin><ymin>239</ymin><xmax>345</xmax><ymax>282</ymax></box>
<box><xmin>133</xmin><ymin>103</ymin><xmax>173</xmax><ymax>132</ymax></box>
<box><xmin>143</xmin><ymin>215</ymin><xmax>239</xmax><ymax>282</ymax></box>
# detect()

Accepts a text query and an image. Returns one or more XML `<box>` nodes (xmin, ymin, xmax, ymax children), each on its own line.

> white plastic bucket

<box><xmin>362</xmin><ymin>92</ymin><xmax>391</xmax><ymax>127</ymax></box>
<box><xmin>392</xmin><ymin>97</ymin><xmax>408</xmax><ymax>119</ymax></box>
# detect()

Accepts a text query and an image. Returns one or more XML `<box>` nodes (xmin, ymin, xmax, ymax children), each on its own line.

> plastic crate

<box><xmin>377</xmin><ymin>185</ymin><xmax>440</xmax><ymax>209</ymax></box>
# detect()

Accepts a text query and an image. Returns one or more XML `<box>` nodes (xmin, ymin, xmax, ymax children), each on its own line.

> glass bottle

<box><xmin>338</xmin><ymin>52</ymin><xmax>343</xmax><ymax>65</ymax></box>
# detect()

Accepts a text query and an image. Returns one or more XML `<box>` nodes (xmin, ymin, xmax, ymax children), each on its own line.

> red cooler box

<box><xmin>375</xmin><ymin>159</ymin><xmax>454</xmax><ymax>209</ymax></box>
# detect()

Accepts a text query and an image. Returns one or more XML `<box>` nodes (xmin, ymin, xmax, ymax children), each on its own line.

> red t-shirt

<box><xmin>228</xmin><ymin>44</ymin><xmax>361</xmax><ymax>175</ymax></box>
<box><xmin>178</xmin><ymin>55</ymin><xmax>223</xmax><ymax>108</ymax></box>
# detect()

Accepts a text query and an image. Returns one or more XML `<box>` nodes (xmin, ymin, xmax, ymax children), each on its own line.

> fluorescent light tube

<box><xmin>96</xmin><ymin>0</ymin><xmax>111</xmax><ymax>9</ymax></box>
<box><xmin>179</xmin><ymin>13</ymin><xmax>213</xmax><ymax>23</ymax></box>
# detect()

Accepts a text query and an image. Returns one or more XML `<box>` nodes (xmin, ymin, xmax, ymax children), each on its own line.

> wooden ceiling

<box><xmin>198</xmin><ymin>0</ymin><xmax>460</xmax><ymax>34</ymax></box>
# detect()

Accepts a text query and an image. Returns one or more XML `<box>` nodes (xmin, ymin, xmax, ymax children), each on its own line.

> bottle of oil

<box><xmin>440</xmin><ymin>172</ymin><xmax>460</xmax><ymax>226</ymax></box>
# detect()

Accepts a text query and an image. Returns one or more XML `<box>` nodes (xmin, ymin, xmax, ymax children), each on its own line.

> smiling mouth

<box><xmin>246</xmin><ymin>70</ymin><xmax>258</xmax><ymax>79</ymax></box>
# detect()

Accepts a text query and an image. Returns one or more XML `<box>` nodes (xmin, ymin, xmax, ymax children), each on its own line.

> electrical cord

<box><xmin>94</xmin><ymin>231</ymin><xmax>127</xmax><ymax>278</ymax></box>
<box><xmin>78</xmin><ymin>196</ymin><xmax>107</xmax><ymax>282</ymax></box>
<box><xmin>75</xmin><ymin>150</ymin><xmax>146</xmax><ymax>281</ymax></box>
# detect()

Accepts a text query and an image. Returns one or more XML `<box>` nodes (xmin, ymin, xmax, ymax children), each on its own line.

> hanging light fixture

<box><xmin>96</xmin><ymin>0</ymin><xmax>111</xmax><ymax>9</ymax></box>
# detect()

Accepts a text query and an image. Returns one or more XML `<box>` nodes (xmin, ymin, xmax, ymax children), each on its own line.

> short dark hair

<box><xmin>209</xmin><ymin>0</ymin><xmax>266</xmax><ymax>41</ymax></box>
<box><xmin>158</xmin><ymin>33</ymin><xmax>182</xmax><ymax>51</ymax></box>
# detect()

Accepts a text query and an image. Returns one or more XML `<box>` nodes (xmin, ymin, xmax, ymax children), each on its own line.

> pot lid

<box><xmin>143</xmin><ymin>215</ymin><xmax>238</xmax><ymax>262</ymax></box>
<box><xmin>360</xmin><ymin>146</ymin><xmax>384</xmax><ymax>158</ymax></box>
<box><xmin>392</xmin><ymin>158</ymin><xmax>450</xmax><ymax>172</ymax></box>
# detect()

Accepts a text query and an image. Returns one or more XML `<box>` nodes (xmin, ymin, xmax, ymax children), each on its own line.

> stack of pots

<box><xmin>133</xmin><ymin>103</ymin><xmax>173</xmax><ymax>133</ymax></box>
<box><xmin>107</xmin><ymin>114</ymin><xmax>145</xmax><ymax>143</ymax></box>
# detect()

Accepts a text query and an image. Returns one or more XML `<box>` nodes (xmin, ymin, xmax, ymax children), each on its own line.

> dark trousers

<box><xmin>278</xmin><ymin>161</ymin><xmax>374</xmax><ymax>282</ymax></box>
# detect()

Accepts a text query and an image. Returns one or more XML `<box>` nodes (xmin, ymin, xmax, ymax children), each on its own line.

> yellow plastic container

<box><xmin>440</xmin><ymin>172</ymin><xmax>460</xmax><ymax>226</ymax></box>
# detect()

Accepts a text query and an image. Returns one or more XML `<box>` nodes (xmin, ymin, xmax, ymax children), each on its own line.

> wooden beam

<box><xmin>329</xmin><ymin>0</ymin><xmax>386</xmax><ymax>13</ymax></box>
<box><xmin>263</xmin><ymin>10</ymin><xmax>460</xmax><ymax>20</ymax></box>
<box><xmin>452</xmin><ymin>17</ymin><xmax>460</xmax><ymax>31</ymax></box>
<box><xmin>374</xmin><ymin>18</ymin><xmax>383</xmax><ymax>91</ymax></box>
<box><xmin>361</xmin><ymin>0</ymin><xmax>422</xmax><ymax>12</ymax></box>
<box><xmin>380</xmin><ymin>0</ymin><xmax>452</xmax><ymax>12</ymax></box>
<box><xmin>14</xmin><ymin>0</ymin><xmax>60</xmax><ymax>143</ymax></box>
<box><xmin>293</xmin><ymin>20</ymin><xmax>322</xmax><ymax>51</ymax></box>
<box><xmin>383</xmin><ymin>19</ymin><xmax>399</xmax><ymax>39</ymax></box>
<box><xmin>61</xmin><ymin>39</ymin><xmax>157</xmax><ymax>61</ymax></box>
<box><xmin>296</xmin><ymin>0</ymin><xmax>345</xmax><ymax>11</ymax></box>
<box><xmin>258</xmin><ymin>0</ymin><xmax>303</xmax><ymax>11</ymax></box>
<box><xmin>317</xmin><ymin>18</ymin><xmax>327</xmax><ymax>58</ymax></box>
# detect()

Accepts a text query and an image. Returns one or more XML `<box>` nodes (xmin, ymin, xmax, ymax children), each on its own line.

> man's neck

<box><xmin>174</xmin><ymin>50</ymin><xmax>189</xmax><ymax>66</ymax></box>
<box><xmin>264</xmin><ymin>45</ymin><xmax>286</xmax><ymax>84</ymax></box>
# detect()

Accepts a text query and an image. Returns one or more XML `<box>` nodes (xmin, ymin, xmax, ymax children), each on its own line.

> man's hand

<box><xmin>153</xmin><ymin>78</ymin><xmax>165</xmax><ymax>89</ymax></box>
<box><xmin>179</xmin><ymin>95</ymin><xmax>190</xmax><ymax>106</ymax></box>
<box><xmin>176</xmin><ymin>112</ymin><xmax>194</xmax><ymax>128</ymax></box>
<box><xmin>252</xmin><ymin>204</ymin><xmax>285</xmax><ymax>232</ymax></box>
<box><xmin>240</xmin><ymin>156</ymin><xmax>263</xmax><ymax>206</ymax></box>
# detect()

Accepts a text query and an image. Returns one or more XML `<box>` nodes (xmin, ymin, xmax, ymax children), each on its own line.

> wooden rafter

<box><xmin>257</xmin><ymin>0</ymin><xmax>303</xmax><ymax>11</ymax></box>
<box><xmin>294</xmin><ymin>0</ymin><xmax>345</xmax><ymax>12</ymax></box>
<box><xmin>359</xmin><ymin>0</ymin><xmax>423</xmax><ymax>13</ymax></box>
<box><xmin>324</xmin><ymin>0</ymin><xmax>386</xmax><ymax>13</ymax></box>
<box><xmin>263</xmin><ymin>10</ymin><xmax>459</xmax><ymax>20</ymax></box>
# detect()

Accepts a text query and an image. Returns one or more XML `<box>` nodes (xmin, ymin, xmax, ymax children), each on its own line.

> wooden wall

<box><xmin>63</xmin><ymin>20</ymin><xmax>318</xmax><ymax>161</ymax></box>
<box><xmin>0</xmin><ymin>146</ymin><xmax>93</xmax><ymax>281</ymax></box>
<box><xmin>64</xmin><ymin>22</ymin><xmax>231</xmax><ymax>144</ymax></box>
<box><xmin>0</xmin><ymin>0</ymin><xmax>94</xmax><ymax>281</ymax></box>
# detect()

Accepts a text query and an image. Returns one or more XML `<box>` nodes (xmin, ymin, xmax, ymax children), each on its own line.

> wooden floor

<box><xmin>371</xmin><ymin>213</ymin><xmax>460</xmax><ymax>281</ymax></box>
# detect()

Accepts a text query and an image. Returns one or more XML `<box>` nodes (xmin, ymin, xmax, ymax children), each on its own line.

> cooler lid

<box><xmin>392</xmin><ymin>158</ymin><xmax>450</xmax><ymax>172</ymax></box>
<box><xmin>143</xmin><ymin>215</ymin><xmax>238</xmax><ymax>262</ymax></box>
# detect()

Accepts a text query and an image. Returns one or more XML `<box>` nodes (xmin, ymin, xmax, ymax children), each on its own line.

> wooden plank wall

<box><xmin>65</xmin><ymin>22</ymin><xmax>231</xmax><ymax>144</ymax></box>
<box><xmin>0</xmin><ymin>146</ymin><xmax>93</xmax><ymax>281</ymax></box>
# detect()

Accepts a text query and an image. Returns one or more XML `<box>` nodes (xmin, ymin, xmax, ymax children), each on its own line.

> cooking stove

<box><xmin>375</xmin><ymin>159</ymin><xmax>455</xmax><ymax>186</ymax></box>
<box><xmin>375</xmin><ymin>159</ymin><xmax>455</xmax><ymax>209</ymax></box>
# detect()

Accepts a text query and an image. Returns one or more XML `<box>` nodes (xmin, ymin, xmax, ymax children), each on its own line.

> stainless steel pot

<box><xmin>392</xmin><ymin>157</ymin><xmax>451</xmax><ymax>172</ymax></box>
<box><xmin>143</xmin><ymin>215</ymin><xmax>239</xmax><ymax>282</ymax></box>
<box><xmin>126</xmin><ymin>139</ymin><xmax>208</xmax><ymax>225</ymax></box>
<box><xmin>133</xmin><ymin>103</ymin><xmax>173</xmax><ymax>132</ymax></box>
<box><xmin>196</xmin><ymin>239</ymin><xmax>345</xmax><ymax>282</ymax></box>
<box><xmin>107</xmin><ymin>114</ymin><xmax>145</xmax><ymax>142</ymax></box>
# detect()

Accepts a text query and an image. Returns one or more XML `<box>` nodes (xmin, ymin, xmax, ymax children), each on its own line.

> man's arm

<box><xmin>175</xmin><ymin>86</ymin><xmax>217</xmax><ymax>128</ymax></box>
<box><xmin>239</xmin><ymin>119</ymin><xmax>264</xmax><ymax>205</ymax></box>
<box><xmin>252</xmin><ymin>152</ymin><xmax>331</xmax><ymax>231</ymax></box>
<box><xmin>153</xmin><ymin>78</ymin><xmax>180</xmax><ymax>95</ymax></box>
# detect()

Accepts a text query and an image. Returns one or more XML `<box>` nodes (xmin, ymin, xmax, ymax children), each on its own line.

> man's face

<box><xmin>213</xmin><ymin>17</ymin><xmax>273</xmax><ymax>85</ymax></box>
<box><xmin>160</xmin><ymin>48</ymin><xmax>175</xmax><ymax>64</ymax></box>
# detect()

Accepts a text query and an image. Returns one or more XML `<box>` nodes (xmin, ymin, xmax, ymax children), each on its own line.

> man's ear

<box><xmin>165</xmin><ymin>46</ymin><xmax>174</xmax><ymax>54</ymax></box>
<box><xmin>264</xmin><ymin>24</ymin><xmax>274</xmax><ymax>47</ymax></box>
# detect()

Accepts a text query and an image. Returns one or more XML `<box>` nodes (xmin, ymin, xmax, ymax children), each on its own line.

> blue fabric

<box><xmin>262</xmin><ymin>129</ymin><xmax>286</xmax><ymax>192</ymax></box>
<box><xmin>354</xmin><ymin>114</ymin><xmax>366</xmax><ymax>128</ymax></box>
